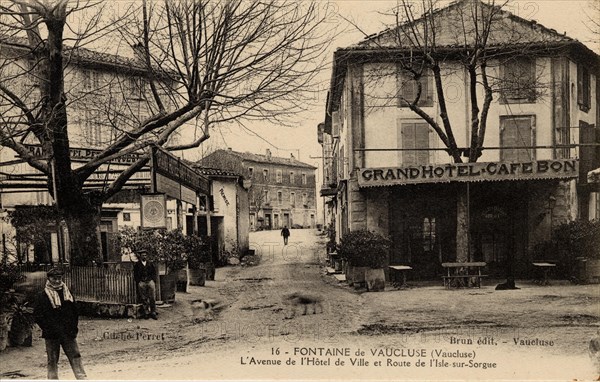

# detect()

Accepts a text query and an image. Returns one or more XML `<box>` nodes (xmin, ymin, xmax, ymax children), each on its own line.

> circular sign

<box><xmin>143</xmin><ymin>200</ymin><xmax>164</xmax><ymax>223</ymax></box>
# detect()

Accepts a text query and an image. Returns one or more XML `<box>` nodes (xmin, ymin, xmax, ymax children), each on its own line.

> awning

<box><xmin>588</xmin><ymin>167</ymin><xmax>600</xmax><ymax>184</ymax></box>
<box><xmin>358</xmin><ymin>159</ymin><xmax>579</xmax><ymax>188</ymax></box>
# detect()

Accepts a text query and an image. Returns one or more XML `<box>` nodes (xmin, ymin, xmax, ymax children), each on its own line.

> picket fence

<box><xmin>19</xmin><ymin>264</ymin><xmax>138</xmax><ymax>304</ymax></box>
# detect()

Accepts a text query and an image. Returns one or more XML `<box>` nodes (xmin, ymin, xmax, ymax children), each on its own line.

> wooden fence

<box><xmin>18</xmin><ymin>265</ymin><xmax>138</xmax><ymax>304</ymax></box>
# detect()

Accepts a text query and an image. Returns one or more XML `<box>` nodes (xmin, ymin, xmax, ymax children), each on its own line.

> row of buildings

<box><xmin>0</xmin><ymin>35</ymin><xmax>317</xmax><ymax>267</ymax></box>
<box><xmin>318</xmin><ymin>0</ymin><xmax>600</xmax><ymax>279</ymax></box>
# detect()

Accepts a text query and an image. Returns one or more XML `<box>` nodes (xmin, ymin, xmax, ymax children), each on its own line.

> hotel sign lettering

<box><xmin>358</xmin><ymin>159</ymin><xmax>578</xmax><ymax>187</ymax></box>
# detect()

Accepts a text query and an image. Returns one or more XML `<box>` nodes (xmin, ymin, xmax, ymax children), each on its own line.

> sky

<box><xmin>195</xmin><ymin>0</ymin><xmax>599</xmax><ymax>188</ymax></box>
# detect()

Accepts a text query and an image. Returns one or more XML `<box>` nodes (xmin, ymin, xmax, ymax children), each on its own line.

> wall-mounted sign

<box><xmin>152</xmin><ymin>146</ymin><xmax>210</xmax><ymax>194</ymax></box>
<box><xmin>24</xmin><ymin>144</ymin><xmax>144</xmax><ymax>165</ymax></box>
<box><xmin>358</xmin><ymin>159</ymin><xmax>579</xmax><ymax>187</ymax></box>
<box><xmin>140</xmin><ymin>193</ymin><xmax>167</xmax><ymax>229</ymax></box>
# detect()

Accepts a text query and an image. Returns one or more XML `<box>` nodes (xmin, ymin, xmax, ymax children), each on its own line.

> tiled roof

<box><xmin>194</xmin><ymin>166</ymin><xmax>241</xmax><ymax>177</ymax></box>
<box><xmin>352</xmin><ymin>0</ymin><xmax>577</xmax><ymax>51</ymax></box>
<box><xmin>210</xmin><ymin>149</ymin><xmax>316</xmax><ymax>169</ymax></box>
<box><xmin>0</xmin><ymin>35</ymin><xmax>149</xmax><ymax>73</ymax></box>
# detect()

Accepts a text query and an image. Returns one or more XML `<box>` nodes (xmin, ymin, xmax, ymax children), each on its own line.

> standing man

<box><xmin>281</xmin><ymin>226</ymin><xmax>290</xmax><ymax>245</ymax></box>
<box><xmin>133</xmin><ymin>249</ymin><xmax>158</xmax><ymax>320</ymax></box>
<box><xmin>33</xmin><ymin>267</ymin><xmax>87</xmax><ymax>380</ymax></box>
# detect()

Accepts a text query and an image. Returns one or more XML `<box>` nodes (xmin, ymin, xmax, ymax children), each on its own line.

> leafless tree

<box><xmin>0</xmin><ymin>0</ymin><xmax>335</xmax><ymax>264</ymax></box>
<box><xmin>351</xmin><ymin>0</ymin><xmax>563</xmax><ymax>163</ymax></box>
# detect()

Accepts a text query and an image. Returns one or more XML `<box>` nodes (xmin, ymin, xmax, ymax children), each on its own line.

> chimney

<box><xmin>131</xmin><ymin>42</ymin><xmax>145</xmax><ymax>61</ymax></box>
<box><xmin>266</xmin><ymin>149</ymin><xmax>272</xmax><ymax>160</ymax></box>
<box><xmin>228</xmin><ymin>147</ymin><xmax>232</xmax><ymax>151</ymax></box>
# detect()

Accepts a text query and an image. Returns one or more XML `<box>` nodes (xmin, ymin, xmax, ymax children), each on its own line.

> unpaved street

<box><xmin>1</xmin><ymin>229</ymin><xmax>598</xmax><ymax>380</ymax></box>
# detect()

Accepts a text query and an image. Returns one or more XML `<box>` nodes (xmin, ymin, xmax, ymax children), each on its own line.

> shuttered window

<box><xmin>500</xmin><ymin>57</ymin><xmax>536</xmax><ymax>103</ymax></box>
<box><xmin>400</xmin><ymin>122</ymin><xmax>430</xmax><ymax>165</ymax></box>
<box><xmin>577</xmin><ymin>63</ymin><xmax>591</xmax><ymax>112</ymax></box>
<box><xmin>500</xmin><ymin>116</ymin><xmax>535</xmax><ymax>162</ymax></box>
<box><xmin>397</xmin><ymin>65</ymin><xmax>433</xmax><ymax>107</ymax></box>
<box><xmin>579</xmin><ymin>121</ymin><xmax>596</xmax><ymax>183</ymax></box>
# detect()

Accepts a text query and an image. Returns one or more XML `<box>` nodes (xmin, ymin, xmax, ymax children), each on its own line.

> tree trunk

<box><xmin>64</xmin><ymin>206</ymin><xmax>101</xmax><ymax>265</ymax></box>
<box><xmin>456</xmin><ymin>185</ymin><xmax>469</xmax><ymax>263</ymax></box>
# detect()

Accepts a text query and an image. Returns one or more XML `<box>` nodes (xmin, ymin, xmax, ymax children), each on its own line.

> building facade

<box><xmin>198</xmin><ymin>149</ymin><xmax>317</xmax><ymax>230</ymax></box>
<box><xmin>193</xmin><ymin>167</ymin><xmax>250</xmax><ymax>263</ymax></box>
<box><xmin>320</xmin><ymin>0</ymin><xmax>599</xmax><ymax>279</ymax></box>
<box><xmin>0</xmin><ymin>37</ymin><xmax>206</xmax><ymax>265</ymax></box>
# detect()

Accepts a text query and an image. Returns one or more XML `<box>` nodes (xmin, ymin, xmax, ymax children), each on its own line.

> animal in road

<box><xmin>191</xmin><ymin>299</ymin><xmax>221</xmax><ymax>322</ymax></box>
<box><xmin>283</xmin><ymin>292</ymin><xmax>323</xmax><ymax>319</ymax></box>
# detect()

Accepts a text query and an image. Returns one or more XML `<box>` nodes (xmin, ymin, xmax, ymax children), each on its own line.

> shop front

<box><xmin>358</xmin><ymin>159</ymin><xmax>579</xmax><ymax>280</ymax></box>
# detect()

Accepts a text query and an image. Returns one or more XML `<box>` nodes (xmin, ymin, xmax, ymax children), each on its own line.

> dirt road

<box><xmin>1</xmin><ymin>229</ymin><xmax>598</xmax><ymax>380</ymax></box>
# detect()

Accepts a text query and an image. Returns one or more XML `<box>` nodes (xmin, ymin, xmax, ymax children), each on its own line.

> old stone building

<box><xmin>320</xmin><ymin>0</ymin><xmax>599</xmax><ymax>279</ymax></box>
<box><xmin>198</xmin><ymin>149</ymin><xmax>317</xmax><ymax>230</ymax></box>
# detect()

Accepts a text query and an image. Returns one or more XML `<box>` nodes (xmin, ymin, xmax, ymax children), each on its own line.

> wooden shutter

<box><xmin>415</xmin><ymin>123</ymin><xmax>430</xmax><ymax>163</ymax></box>
<box><xmin>401</xmin><ymin>122</ymin><xmax>429</xmax><ymax>165</ymax></box>
<box><xmin>401</xmin><ymin>123</ymin><xmax>416</xmax><ymax>165</ymax></box>
<box><xmin>579</xmin><ymin>121</ymin><xmax>596</xmax><ymax>183</ymax></box>
<box><xmin>501</xmin><ymin>58</ymin><xmax>535</xmax><ymax>103</ymax></box>
<box><xmin>397</xmin><ymin>65</ymin><xmax>432</xmax><ymax>107</ymax></box>
<box><xmin>577</xmin><ymin>63</ymin><xmax>584</xmax><ymax>106</ymax></box>
<box><xmin>500</xmin><ymin>116</ymin><xmax>533</xmax><ymax>162</ymax></box>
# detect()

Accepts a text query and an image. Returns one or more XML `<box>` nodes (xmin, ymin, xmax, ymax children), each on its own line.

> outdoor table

<box><xmin>389</xmin><ymin>265</ymin><xmax>412</xmax><ymax>288</ymax></box>
<box><xmin>532</xmin><ymin>262</ymin><xmax>556</xmax><ymax>286</ymax></box>
<box><xmin>441</xmin><ymin>262</ymin><xmax>487</xmax><ymax>289</ymax></box>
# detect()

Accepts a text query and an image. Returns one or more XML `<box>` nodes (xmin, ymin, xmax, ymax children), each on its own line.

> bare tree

<box><xmin>0</xmin><ymin>0</ymin><xmax>335</xmax><ymax>264</ymax></box>
<box><xmin>351</xmin><ymin>0</ymin><xmax>565</xmax><ymax>163</ymax></box>
<box><xmin>338</xmin><ymin>0</ymin><xmax>577</xmax><ymax>264</ymax></box>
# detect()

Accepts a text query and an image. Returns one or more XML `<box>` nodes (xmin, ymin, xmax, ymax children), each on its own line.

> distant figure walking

<box><xmin>33</xmin><ymin>267</ymin><xmax>87</xmax><ymax>380</ymax></box>
<box><xmin>133</xmin><ymin>249</ymin><xmax>158</xmax><ymax>320</ymax></box>
<box><xmin>281</xmin><ymin>226</ymin><xmax>290</xmax><ymax>245</ymax></box>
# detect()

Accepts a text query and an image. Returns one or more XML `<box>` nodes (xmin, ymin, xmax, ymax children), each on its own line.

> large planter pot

<box><xmin>8</xmin><ymin>317</ymin><xmax>32</xmax><ymax>347</ymax></box>
<box><xmin>160</xmin><ymin>273</ymin><xmax>178</xmax><ymax>303</ymax></box>
<box><xmin>176</xmin><ymin>269</ymin><xmax>189</xmax><ymax>293</ymax></box>
<box><xmin>351</xmin><ymin>266</ymin><xmax>367</xmax><ymax>287</ymax></box>
<box><xmin>0</xmin><ymin>314</ymin><xmax>9</xmax><ymax>352</ymax></box>
<box><xmin>585</xmin><ymin>259</ymin><xmax>600</xmax><ymax>282</ymax></box>
<box><xmin>188</xmin><ymin>268</ymin><xmax>206</xmax><ymax>286</ymax></box>
<box><xmin>366</xmin><ymin>268</ymin><xmax>386</xmax><ymax>292</ymax></box>
<box><xmin>345</xmin><ymin>264</ymin><xmax>352</xmax><ymax>284</ymax></box>
<box><xmin>203</xmin><ymin>263</ymin><xmax>216</xmax><ymax>281</ymax></box>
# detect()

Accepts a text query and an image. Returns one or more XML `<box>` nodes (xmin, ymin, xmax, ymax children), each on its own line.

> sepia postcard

<box><xmin>0</xmin><ymin>0</ymin><xmax>598</xmax><ymax>381</ymax></box>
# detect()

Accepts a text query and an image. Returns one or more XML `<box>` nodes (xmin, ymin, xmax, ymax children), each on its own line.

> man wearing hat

<box><xmin>133</xmin><ymin>249</ymin><xmax>158</xmax><ymax>319</ymax></box>
<box><xmin>33</xmin><ymin>267</ymin><xmax>87</xmax><ymax>379</ymax></box>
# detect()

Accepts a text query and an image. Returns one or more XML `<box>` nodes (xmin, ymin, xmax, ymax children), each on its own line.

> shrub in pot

<box><xmin>338</xmin><ymin>230</ymin><xmax>391</xmax><ymax>292</ymax></box>
<box><xmin>117</xmin><ymin>228</ymin><xmax>188</xmax><ymax>302</ymax></box>
<box><xmin>7</xmin><ymin>300</ymin><xmax>34</xmax><ymax>347</ymax></box>
<box><xmin>185</xmin><ymin>235</ymin><xmax>213</xmax><ymax>286</ymax></box>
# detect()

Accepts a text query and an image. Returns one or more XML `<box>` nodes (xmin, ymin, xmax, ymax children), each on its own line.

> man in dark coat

<box><xmin>133</xmin><ymin>249</ymin><xmax>158</xmax><ymax>319</ymax></box>
<box><xmin>281</xmin><ymin>226</ymin><xmax>290</xmax><ymax>245</ymax></box>
<box><xmin>33</xmin><ymin>267</ymin><xmax>87</xmax><ymax>380</ymax></box>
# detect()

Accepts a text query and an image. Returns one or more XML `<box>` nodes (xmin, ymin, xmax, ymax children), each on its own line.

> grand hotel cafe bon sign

<box><xmin>358</xmin><ymin>159</ymin><xmax>579</xmax><ymax>187</ymax></box>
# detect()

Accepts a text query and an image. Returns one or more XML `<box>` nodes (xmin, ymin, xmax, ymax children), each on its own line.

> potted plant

<box><xmin>117</xmin><ymin>227</ymin><xmax>188</xmax><ymax>303</ymax></box>
<box><xmin>338</xmin><ymin>230</ymin><xmax>391</xmax><ymax>292</ymax></box>
<box><xmin>185</xmin><ymin>235</ymin><xmax>213</xmax><ymax>286</ymax></box>
<box><xmin>0</xmin><ymin>258</ymin><xmax>26</xmax><ymax>351</ymax></box>
<box><xmin>7</xmin><ymin>299</ymin><xmax>34</xmax><ymax>347</ymax></box>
